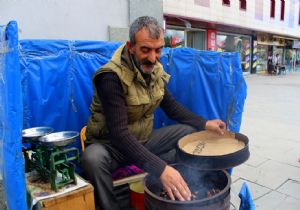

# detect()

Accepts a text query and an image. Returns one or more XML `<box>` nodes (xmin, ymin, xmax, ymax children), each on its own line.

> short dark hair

<box><xmin>129</xmin><ymin>16</ymin><xmax>163</xmax><ymax>45</ymax></box>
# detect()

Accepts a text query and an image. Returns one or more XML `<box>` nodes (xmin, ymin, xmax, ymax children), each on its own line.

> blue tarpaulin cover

<box><xmin>239</xmin><ymin>182</ymin><xmax>255</xmax><ymax>210</ymax></box>
<box><xmin>0</xmin><ymin>21</ymin><xmax>27</xmax><ymax>210</ymax></box>
<box><xmin>1</xmin><ymin>21</ymin><xmax>247</xmax><ymax>210</ymax></box>
<box><xmin>155</xmin><ymin>47</ymin><xmax>247</xmax><ymax>132</ymax></box>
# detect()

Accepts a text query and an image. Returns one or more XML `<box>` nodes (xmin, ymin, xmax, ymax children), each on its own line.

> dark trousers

<box><xmin>80</xmin><ymin>124</ymin><xmax>196</xmax><ymax>210</ymax></box>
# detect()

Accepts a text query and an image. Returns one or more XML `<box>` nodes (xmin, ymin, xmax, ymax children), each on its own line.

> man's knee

<box><xmin>178</xmin><ymin>124</ymin><xmax>197</xmax><ymax>136</ymax></box>
<box><xmin>81</xmin><ymin>143</ymin><xmax>111</xmax><ymax>171</ymax></box>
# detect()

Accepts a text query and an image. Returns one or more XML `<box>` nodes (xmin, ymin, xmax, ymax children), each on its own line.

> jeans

<box><xmin>80</xmin><ymin>124</ymin><xmax>197</xmax><ymax>210</ymax></box>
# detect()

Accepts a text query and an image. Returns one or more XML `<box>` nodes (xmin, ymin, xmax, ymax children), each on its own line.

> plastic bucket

<box><xmin>130</xmin><ymin>181</ymin><xmax>145</xmax><ymax>210</ymax></box>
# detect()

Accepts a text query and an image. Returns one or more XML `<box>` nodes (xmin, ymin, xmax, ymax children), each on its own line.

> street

<box><xmin>230</xmin><ymin>71</ymin><xmax>300</xmax><ymax>210</ymax></box>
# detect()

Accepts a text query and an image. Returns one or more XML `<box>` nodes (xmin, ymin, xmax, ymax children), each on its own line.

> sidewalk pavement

<box><xmin>230</xmin><ymin>72</ymin><xmax>300</xmax><ymax>210</ymax></box>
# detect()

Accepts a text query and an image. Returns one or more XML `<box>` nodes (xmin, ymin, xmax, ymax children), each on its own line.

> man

<box><xmin>81</xmin><ymin>16</ymin><xmax>226</xmax><ymax>210</ymax></box>
<box><xmin>273</xmin><ymin>53</ymin><xmax>285</xmax><ymax>75</ymax></box>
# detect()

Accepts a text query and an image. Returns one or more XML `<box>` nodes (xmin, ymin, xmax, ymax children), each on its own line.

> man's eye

<box><xmin>156</xmin><ymin>48</ymin><xmax>162</xmax><ymax>53</ymax></box>
<box><xmin>141</xmin><ymin>48</ymin><xmax>150</xmax><ymax>53</ymax></box>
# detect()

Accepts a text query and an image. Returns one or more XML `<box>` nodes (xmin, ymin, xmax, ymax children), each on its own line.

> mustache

<box><xmin>141</xmin><ymin>59</ymin><xmax>156</xmax><ymax>66</ymax></box>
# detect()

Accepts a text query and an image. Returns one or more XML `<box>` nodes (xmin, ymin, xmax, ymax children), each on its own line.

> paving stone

<box><xmin>231</xmin><ymin>178</ymin><xmax>271</xmax><ymax>200</ymax></box>
<box><xmin>244</xmin><ymin>150</ymin><xmax>268</xmax><ymax>167</ymax></box>
<box><xmin>256</xmin><ymin>160</ymin><xmax>300</xmax><ymax>188</ymax></box>
<box><xmin>277</xmin><ymin>179</ymin><xmax>300</xmax><ymax>199</ymax></box>
<box><xmin>255</xmin><ymin>191</ymin><xmax>287</xmax><ymax>210</ymax></box>
<box><xmin>230</xmin><ymin>188</ymin><xmax>241</xmax><ymax>210</ymax></box>
<box><xmin>230</xmin><ymin>174</ymin><xmax>240</xmax><ymax>183</ymax></box>
<box><xmin>238</xmin><ymin>73</ymin><xmax>300</xmax><ymax>210</ymax></box>
<box><xmin>235</xmin><ymin>159</ymin><xmax>300</xmax><ymax>190</ymax></box>
<box><xmin>275</xmin><ymin>196</ymin><xmax>300</xmax><ymax>210</ymax></box>
<box><xmin>263</xmin><ymin>144</ymin><xmax>300</xmax><ymax>168</ymax></box>
<box><xmin>233</xmin><ymin>164</ymin><xmax>261</xmax><ymax>184</ymax></box>
<box><xmin>252</xmin><ymin>138</ymin><xmax>300</xmax><ymax>163</ymax></box>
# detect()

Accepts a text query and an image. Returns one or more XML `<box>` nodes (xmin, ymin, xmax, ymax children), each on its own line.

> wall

<box><xmin>163</xmin><ymin>0</ymin><xmax>300</xmax><ymax>38</ymax></box>
<box><xmin>0</xmin><ymin>0</ymin><xmax>129</xmax><ymax>41</ymax></box>
<box><xmin>129</xmin><ymin>0</ymin><xmax>163</xmax><ymax>26</ymax></box>
<box><xmin>0</xmin><ymin>0</ymin><xmax>164</xmax><ymax>41</ymax></box>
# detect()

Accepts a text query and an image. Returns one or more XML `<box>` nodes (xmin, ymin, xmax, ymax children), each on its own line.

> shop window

<box><xmin>222</xmin><ymin>0</ymin><xmax>230</xmax><ymax>6</ymax></box>
<box><xmin>280</xmin><ymin>0</ymin><xmax>285</xmax><ymax>21</ymax></box>
<box><xmin>216</xmin><ymin>34</ymin><xmax>251</xmax><ymax>72</ymax></box>
<box><xmin>270</xmin><ymin>0</ymin><xmax>275</xmax><ymax>18</ymax></box>
<box><xmin>164</xmin><ymin>29</ymin><xmax>185</xmax><ymax>48</ymax></box>
<box><xmin>240</xmin><ymin>0</ymin><xmax>246</xmax><ymax>10</ymax></box>
<box><xmin>187</xmin><ymin>30</ymin><xmax>206</xmax><ymax>50</ymax></box>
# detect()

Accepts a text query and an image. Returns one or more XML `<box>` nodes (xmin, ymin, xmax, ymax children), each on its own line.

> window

<box><xmin>216</xmin><ymin>34</ymin><xmax>252</xmax><ymax>72</ymax></box>
<box><xmin>187</xmin><ymin>30</ymin><xmax>206</xmax><ymax>50</ymax></box>
<box><xmin>240</xmin><ymin>0</ymin><xmax>246</xmax><ymax>10</ymax></box>
<box><xmin>223</xmin><ymin>0</ymin><xmax>230</xmax><ymax>6</ymax></box>
<box><xmin>270</xmin><ymin>0</ymin><xmax>275</xmax><ymax>18</ymax></box>
<box><xmin>280</xmin><ymin>0</ymin><xmax>285</xmax><ymax>21</ymax></box>
<box><xmin>164</xmin><ymin>29</ymin><xmax>185</xmax><ymax>48</ymax></box>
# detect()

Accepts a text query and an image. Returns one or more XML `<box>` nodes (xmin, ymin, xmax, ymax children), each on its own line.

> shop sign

<box><xmin>207</xmin><ymin>29</ymin><xmax>217</xmax><ymax>51</ymax></box>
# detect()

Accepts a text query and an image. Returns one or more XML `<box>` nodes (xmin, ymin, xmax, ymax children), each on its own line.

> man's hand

<box><xmin>160</xmin><ymin>165</ymin><xmax>191</xmax><ymax>201</ymax></box>
<box><xmin>205</xmin><ymin>119</ymin><xmax>226</xmax><ymax>135</ymax></box>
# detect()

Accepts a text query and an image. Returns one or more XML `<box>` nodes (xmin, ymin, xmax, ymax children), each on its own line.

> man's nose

<box><xmin>148</xmin><ymin>51</ymin><xmax>157</xmax><ymax>63</ymax></box>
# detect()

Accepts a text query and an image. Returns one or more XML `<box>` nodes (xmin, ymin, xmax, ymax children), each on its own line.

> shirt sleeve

<box><xmin>160</xmin><ymin>88</ymin><xmax>207</xmax><ymax>131</ymax></box>
<box><xmin>94</xmin><ymin>72</ymin><xmax>167</xmax><ymax>177</ymax></box>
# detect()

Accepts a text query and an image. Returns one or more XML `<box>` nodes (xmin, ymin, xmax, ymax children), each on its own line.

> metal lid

<box><xmin>38</xmin><ymin>131</ymin><xmax>79</xmax><ymax>147</ymax></box>
<box><xmin>177</xmin><ymin>130</ymin><xmax>250</xmax><ymax>170</ymax></box>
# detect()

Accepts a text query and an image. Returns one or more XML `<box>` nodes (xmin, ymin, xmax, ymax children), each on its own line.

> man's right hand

<box><xmin>160</xmin><ymin>165</ymin><xmax>191</xmax><ymax>201</ymax></box>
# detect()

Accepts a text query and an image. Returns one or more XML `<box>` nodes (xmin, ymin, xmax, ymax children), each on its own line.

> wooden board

<box><xmin>113</xmin><ymin>172</ymin><xmax>147</xmax><ymax>187</ymax></box>
<box><xmin>36</xmin><ymin>184</ymin><xmax>95</xmax><ymax>210</ymax></box>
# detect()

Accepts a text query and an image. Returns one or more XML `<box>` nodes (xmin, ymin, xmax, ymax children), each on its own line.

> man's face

<box><xmin>127</xmin><ymin>28</ymin><xmax>164</xmax><ymax>74</ymax></box>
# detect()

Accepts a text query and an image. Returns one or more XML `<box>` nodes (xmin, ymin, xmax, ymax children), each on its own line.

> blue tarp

<box><xmin>20</xmin><ymin>40</ymin><xmax>123</xmax><ymax>147</ymax></box>
<box><xmin>239</xmin><ymin>182</ymin><xmax>255</xmax><ymax>210</ymax></box>
<box><xmin>155</xmin><ymin>47</ymin><xmax>246</xmax><ymax>132</ymax></box>
<box><xmin>0</xmin><ymin>21</ymin><xmax>27</xmax><ymax>210</ymax></box>
<box><xmin>1</xmin><ymin>21</ymin><xmax>247</xmax><ymax>210</ymax></box>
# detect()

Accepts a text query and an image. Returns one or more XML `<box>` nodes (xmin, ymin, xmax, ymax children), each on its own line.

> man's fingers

<box><xmin>173</xmin><ymin>187</ymin><xmax>185</xmax><ymax>201</ymax></box>
<box><xmin>218</xmin><ymin>127</ymin><xmax>225</xmax><ymax>135</ymax></box>
<box><xmin>165</xmin><ymin>184</ymin><xmax>191</xmax><ymax>201</ymax></box>
<box><xmin>166</xmin><ymin>187</ymin><xmax>175</xmax><ymax>200</ymax></box>
<box><xmin>219</xmin><ymin>121</ymin><xmax>226</xmax><ymax>129</ymax></box>
<box><xmin>180</xmin><ymin>180</ymin><xmax>191</xmax><ymax>199</ymax></box>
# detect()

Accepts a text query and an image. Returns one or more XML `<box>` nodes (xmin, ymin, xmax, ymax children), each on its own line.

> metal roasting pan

<box><xmin>177</xmin><ymin>130</ymin><xmax>250</xmax><ymax>170</ymax></box>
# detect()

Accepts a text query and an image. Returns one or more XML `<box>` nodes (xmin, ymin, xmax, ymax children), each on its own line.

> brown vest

<box><xmin>86</xmin><ymin>44</ymin><xmax>170</xmax><ymax>144</ymax></box>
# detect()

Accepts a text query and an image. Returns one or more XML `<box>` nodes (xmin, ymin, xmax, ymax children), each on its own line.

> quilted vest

<box><xmin>86</xmin><ymin>44</ymin><xmax>170</xmax><ymax>144</ymax></box>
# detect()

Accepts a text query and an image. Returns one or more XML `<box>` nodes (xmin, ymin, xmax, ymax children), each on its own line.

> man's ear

<box><xmin>126</xmin><ymin>41</ymin><xmax>134</xmax><ymax>54</ymax></box>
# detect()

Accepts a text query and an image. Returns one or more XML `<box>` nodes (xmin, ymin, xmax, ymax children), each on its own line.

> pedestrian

<box><xmin>81</xmin><ymin>16</ymin><xmax>226</xmax><ymax>210</ymax></box>
<box><xmin>267</xmin><ymin>52</ymin><xmax>276</xmax><ymax>74</ymax></box>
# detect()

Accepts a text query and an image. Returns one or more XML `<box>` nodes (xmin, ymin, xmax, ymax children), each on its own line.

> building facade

<box><xmin>163</xmin><ymin>0</ymin><xmax>300</xmax><ymax>73</ymax></box>
<box><xmin>1</xmin><ymin>0</ymin><xmax>300</xmax><ymax>74</ymax></box>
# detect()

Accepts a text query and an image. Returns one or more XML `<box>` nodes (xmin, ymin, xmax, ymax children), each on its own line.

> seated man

<box><xmin>81</xmin><ymin>16</ymin><xmax>226</xmax><ymax>210</ymax></box>
<box><xmin>277</xmin><ymin>64</ymin><xmax>286</xmax><ymax>75</ymax></box>
<box><xmin>267</xmin><ymin>55</ymin><xmax>276</xmax><ymax>74</ymax></box>
<box><xmin>267</xmin><ymin>64</ymin><xmax>276</xmax><ymax>75</ymax></box>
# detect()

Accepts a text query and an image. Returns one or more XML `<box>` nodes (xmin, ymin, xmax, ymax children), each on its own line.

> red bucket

<box><xmin>129</xmin><ymin>181</ymin><xmax>145</xmax><ymax>210</ymax></box>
